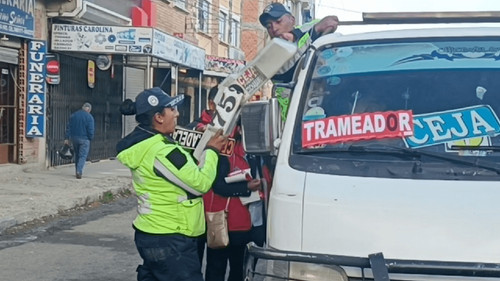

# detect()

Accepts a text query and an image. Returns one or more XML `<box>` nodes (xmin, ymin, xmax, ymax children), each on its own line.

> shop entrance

<box><xmin>47</xmin><ymin>54</ymin><xmax>124</xmax><ymax>167</ymax></box>
<box><xmin>0</xmin><ymin>63</ymin><xmax>16</xmax><ymax>164</ymax></box>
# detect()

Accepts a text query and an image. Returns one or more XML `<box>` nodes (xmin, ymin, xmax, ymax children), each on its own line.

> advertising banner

<box><xmin>51</xmin><ymin>24</ymin><xmax>153</xmax><ymax>55</ymax></box>
<box><xmin>205</xmin><ymin>55</ymin><xmax>246</xmax><ymax>74</ymax></box>
<box><xmin>45</xmin><ymin>53</ymin><xmax>60</xmax><ymax>85</ymax></box>
<box><xmin>152</xmin><ymin>29</ymin><xmax>205</xmax><ymax>70</ymax></box>
<box><xmin>0</xmin><ymin>1</ymin><xmax>35</xmax><ymax>38</ymax></box>
<box><xmin>51</xmin><ymin>24</ymin><xmax>206</xmax><ymax>70</ymax></box>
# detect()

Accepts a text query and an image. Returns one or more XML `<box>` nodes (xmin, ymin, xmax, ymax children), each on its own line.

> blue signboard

<box><xmin>26</xmin><ymin>40</ymin><xmax>46</xmax><ymax>138</ymax></box>
<box><xmin>404</xmin><ymin>105</ymin><xmax>500</xmax><ymax>148</ymax></box>
<box><xmin>0</xmin><ymin>1</ymin><xmax>35</xmax><ymax>38</ymax></box>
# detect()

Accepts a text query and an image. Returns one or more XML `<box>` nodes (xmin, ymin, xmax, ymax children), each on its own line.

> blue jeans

<box><xmin>72</xmin><ymin>138</ymin><xmax>90</xmax><ymax>175</ymax></box>
<box><xmin>134</xmin><ymin>230</ymin><xmax>204</xmax><ymax>281</ymax></box>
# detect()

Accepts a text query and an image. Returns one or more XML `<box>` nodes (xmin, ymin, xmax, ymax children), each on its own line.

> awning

<box><xmin>46</xmin><ymin>1</ymin><xmax>132</xmax><ymax>26</ymax></box>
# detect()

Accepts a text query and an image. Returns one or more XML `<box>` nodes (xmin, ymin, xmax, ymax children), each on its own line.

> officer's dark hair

<box><xmin>119</xmin><ymin>98</ymin><xmax>160</xmax><ymax>126</ymax></box>
<box><xmin>208</xmin><ymin>86</ymin><xmax>218</xmax><ymax>100</ymax></box>
<box><xmin>119</xmin><ymin>99</ymin><xmax>136</xmax><ymax>115</ymax></box>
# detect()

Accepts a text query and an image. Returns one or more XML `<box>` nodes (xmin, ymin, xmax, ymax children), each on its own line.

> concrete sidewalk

<box><xmin>0</xmin><ymin>159</ymin><xmax>133</xmax><ymax>235</ymax></box>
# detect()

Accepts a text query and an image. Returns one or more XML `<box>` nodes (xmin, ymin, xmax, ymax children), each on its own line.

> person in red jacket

<box><xmin>203</xmin><ymin>125</ymin><xmax>262</xmax><ymax>281</ymax></box>
<box><xmin>195</xmin><ymin>86</ymin><xmax>218</xmax><ymax>132</ymax></box>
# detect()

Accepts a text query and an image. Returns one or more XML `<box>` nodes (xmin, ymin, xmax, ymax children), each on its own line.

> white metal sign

<box><xmin>173</xmin><ymin>127</ymin><xmax>236</xmax><ymax>157</ymax></box>
<box><xmin>193</xmin><ymin>38</ymin><xmax>297</xmax><ymax>159</ymax></box>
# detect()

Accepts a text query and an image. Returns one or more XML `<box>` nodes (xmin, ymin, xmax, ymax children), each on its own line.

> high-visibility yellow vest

<box><xmin>117</xmin><ymin>133</ymin><xmax>219</xmax><ymax>236</ymax></box>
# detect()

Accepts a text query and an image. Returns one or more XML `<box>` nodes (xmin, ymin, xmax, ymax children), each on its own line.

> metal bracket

<box><xmin>369</xmin><ymin>252</ymin><xmax>390</xmax><ymax>281</ymax></box>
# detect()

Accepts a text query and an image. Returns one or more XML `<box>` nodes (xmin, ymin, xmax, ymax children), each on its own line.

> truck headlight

<box><xmin>289</xmin><ymin>262</ymin><xmax>348</xmax><ymax>281</ymax></box>
<box><xmin>260</xmin><ymin>259</ymin><xmax>348</xmax><ymax>281</ymax></box>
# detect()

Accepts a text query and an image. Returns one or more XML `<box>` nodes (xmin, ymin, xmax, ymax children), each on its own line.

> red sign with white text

<box><xmin>46</xmin><ymin>60</ymin><xmax>59</xmax><ymax>73</ymax></box>
<box><xmin>302</xmin><ymin>110</ymin><xmax>414</xmax><ymax>147</ymax></box>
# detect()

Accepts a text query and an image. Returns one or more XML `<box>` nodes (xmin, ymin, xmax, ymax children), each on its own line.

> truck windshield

<box><xmin>293</xmin><ymin>38</ymin><xmax>500</xmax><ymax>178</ymax></box>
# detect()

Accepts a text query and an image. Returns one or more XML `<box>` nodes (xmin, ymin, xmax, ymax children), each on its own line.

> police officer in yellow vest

<box><xmin>116</xmin><ymin>87</ymin><xmax>228</xmax><ymax>281</ymax></box>
<box><xmin>259</xmin><ymin>3</ymin><xmax>339</xmax><ymax>120</ymax></box>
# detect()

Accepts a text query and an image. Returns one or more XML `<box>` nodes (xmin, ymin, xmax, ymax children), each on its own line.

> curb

<box><xmin>0</xmin><ymin>185</ymin><xmax>133</xmax><ymax>236</ymax></box>
<box><xmin>0</xmin><ymin>218</ymin><xmax>17</xmax><ymax>234</ymax></box>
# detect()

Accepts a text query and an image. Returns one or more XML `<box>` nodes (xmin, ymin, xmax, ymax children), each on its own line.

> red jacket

<box><xmin>203</xmin><ymin>142</ymin><xmax>252</xmax><ymax>232</ymax></box>
<box><xmin>196</xmin><ymin>110</ymin><xmax>214</xmax><ymax>131</ymax></box>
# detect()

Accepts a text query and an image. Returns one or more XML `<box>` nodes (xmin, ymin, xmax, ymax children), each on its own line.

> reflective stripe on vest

<box><xmin>154</xmin><ymin>158</ymin><xmax>203</xmax><ymax>197</ymax></box>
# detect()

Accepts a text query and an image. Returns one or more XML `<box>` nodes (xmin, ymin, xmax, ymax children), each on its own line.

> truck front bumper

<box><xmin>244</xmin><ymin>242</ymin><xmax>500</xmax><ymax>281</ymax></box>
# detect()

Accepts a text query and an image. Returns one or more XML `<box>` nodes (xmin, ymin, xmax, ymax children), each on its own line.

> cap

<box><xmin>135</xmin><ymin>87</ymin><xmax>184</xmax><ymax>116</ymax></box>
<box><xmin>259</xmin><ymin>3</ymin><xmax>291</xmax><ymax>27</ymax></box>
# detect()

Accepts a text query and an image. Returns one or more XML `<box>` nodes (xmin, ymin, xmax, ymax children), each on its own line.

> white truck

<box><xmin>240</xmin><ymin>12</ymin><xmax>500</xmax><ymax>281</ymax></box>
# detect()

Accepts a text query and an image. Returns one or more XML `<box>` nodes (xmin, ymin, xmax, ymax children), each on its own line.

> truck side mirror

<box><xmin>240</xmin><ymin>99</ymin><xmax>281</xmax><ymax>156</ymax></box>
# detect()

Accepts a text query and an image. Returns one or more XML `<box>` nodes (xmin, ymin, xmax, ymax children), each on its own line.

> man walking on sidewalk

<box><xmin>65</xmin><ymin>102</ymin><xmax>95</xmax><ymax>179</ymax></box>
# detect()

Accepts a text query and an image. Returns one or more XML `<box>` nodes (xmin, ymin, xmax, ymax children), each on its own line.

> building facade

<box><xmin>0</xmin><ymin>0</ymin><xmax>317</xmax><ymax>168</ymax></box>
<box><xmin>0</xmin><ymin>0</ymin><xmax>246</xmax><ymax>168</ymax></box>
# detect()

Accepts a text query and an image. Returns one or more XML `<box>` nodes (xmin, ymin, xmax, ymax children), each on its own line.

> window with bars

<box><xmin>198</xmin><ymin>0</ymin><xmax>210</xmax><ymax>33</ymax></box>
<box><xmin>230</xmin><ymin>19</ymin><xmax>240</xmax><ymax>47</ymax></box>
<box><xmin>219</xmin><ymin>11</ymin><xmax>227</xmax><ymax>42</ymax></box>
<box><xmin>0</xmin><ymin>66</ymin><xmax>15</xmax><ymax>146</ymax></box>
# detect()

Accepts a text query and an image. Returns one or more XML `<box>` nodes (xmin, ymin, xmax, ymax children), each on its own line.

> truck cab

<box><xmin>242</xmin><ymin>13</ymin><xmax>500</xmax><ymax>281</ymax></box>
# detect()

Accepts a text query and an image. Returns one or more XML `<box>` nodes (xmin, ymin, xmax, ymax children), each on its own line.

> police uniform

<box><xmin>117</xmin><ymin>87</ymin><xmax>220</xmax><ymax>281</ymax></box>
<box><xmin>273</xmin><ymin>20</ymin><xmax>321</xmax><ymax>124</ymax></box>
<box><xmin>273</xmin><ymin>19</ymin><xmax>320</xmax><ymax>81</ymax></box>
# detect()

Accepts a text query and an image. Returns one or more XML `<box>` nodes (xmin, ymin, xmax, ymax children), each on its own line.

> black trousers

<box><xmin>134</xmin><ymin>230</ymin><xmax>203</xmax><ymax>281</ymax></box>
<box><xmin>205</xmin><ymin>231</ymin><xmax>250</xmax><ymax>281</ymax></box>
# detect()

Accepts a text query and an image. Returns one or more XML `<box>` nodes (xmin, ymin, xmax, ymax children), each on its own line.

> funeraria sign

<box><xmin>26</xmin><ymin>40</ymin><xmax>46</xmax><ymax>138</ymax></box>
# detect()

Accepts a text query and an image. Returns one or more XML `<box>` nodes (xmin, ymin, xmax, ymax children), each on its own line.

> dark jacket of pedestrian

<box><xmin>65</xmin><ymin>103</ymin><xmax>94</xmax><ymax>179</ymax></box>
<box><xmin>65</xmin><ymin>104</ymin><xmax>94</xmax><ymax>141</ymax></box>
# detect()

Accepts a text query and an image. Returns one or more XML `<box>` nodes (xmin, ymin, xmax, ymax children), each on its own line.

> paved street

<box><xmin>0</xmin><ymin>197</ymin><xmax>141</xmax><ymax>281</ymax></box>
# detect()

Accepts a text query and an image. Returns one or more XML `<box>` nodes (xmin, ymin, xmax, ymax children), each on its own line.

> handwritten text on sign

<box><xmin>173</xmin><ymin>127</ymin><xmax>235</xmax><ymax>156</ymax></box>
<box><xmin>210</xmin><ymin>66</ymin><xmax>266</xmax><ymax>131</ymax></box>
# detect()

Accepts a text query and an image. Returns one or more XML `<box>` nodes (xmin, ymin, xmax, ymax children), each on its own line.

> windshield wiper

<box><xmin>450</xmin><ymin>145</ymin><xmax>500</xmax><ymax>152</ymax></box>
<box><xmin>350</xmin><ymin>144</ymin><xmax>500</xmax><ymax>175</ymax></box>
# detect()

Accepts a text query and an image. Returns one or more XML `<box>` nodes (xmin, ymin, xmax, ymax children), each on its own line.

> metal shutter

<box><xmin>123</xmin><ymin>66</ymin><xmax>145</xmax><ymax>136</ymax></box>
<box><xmin>0</xmin><ymin>47</ymin><xmax>18</xmax><ymax>64</ymax></box>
